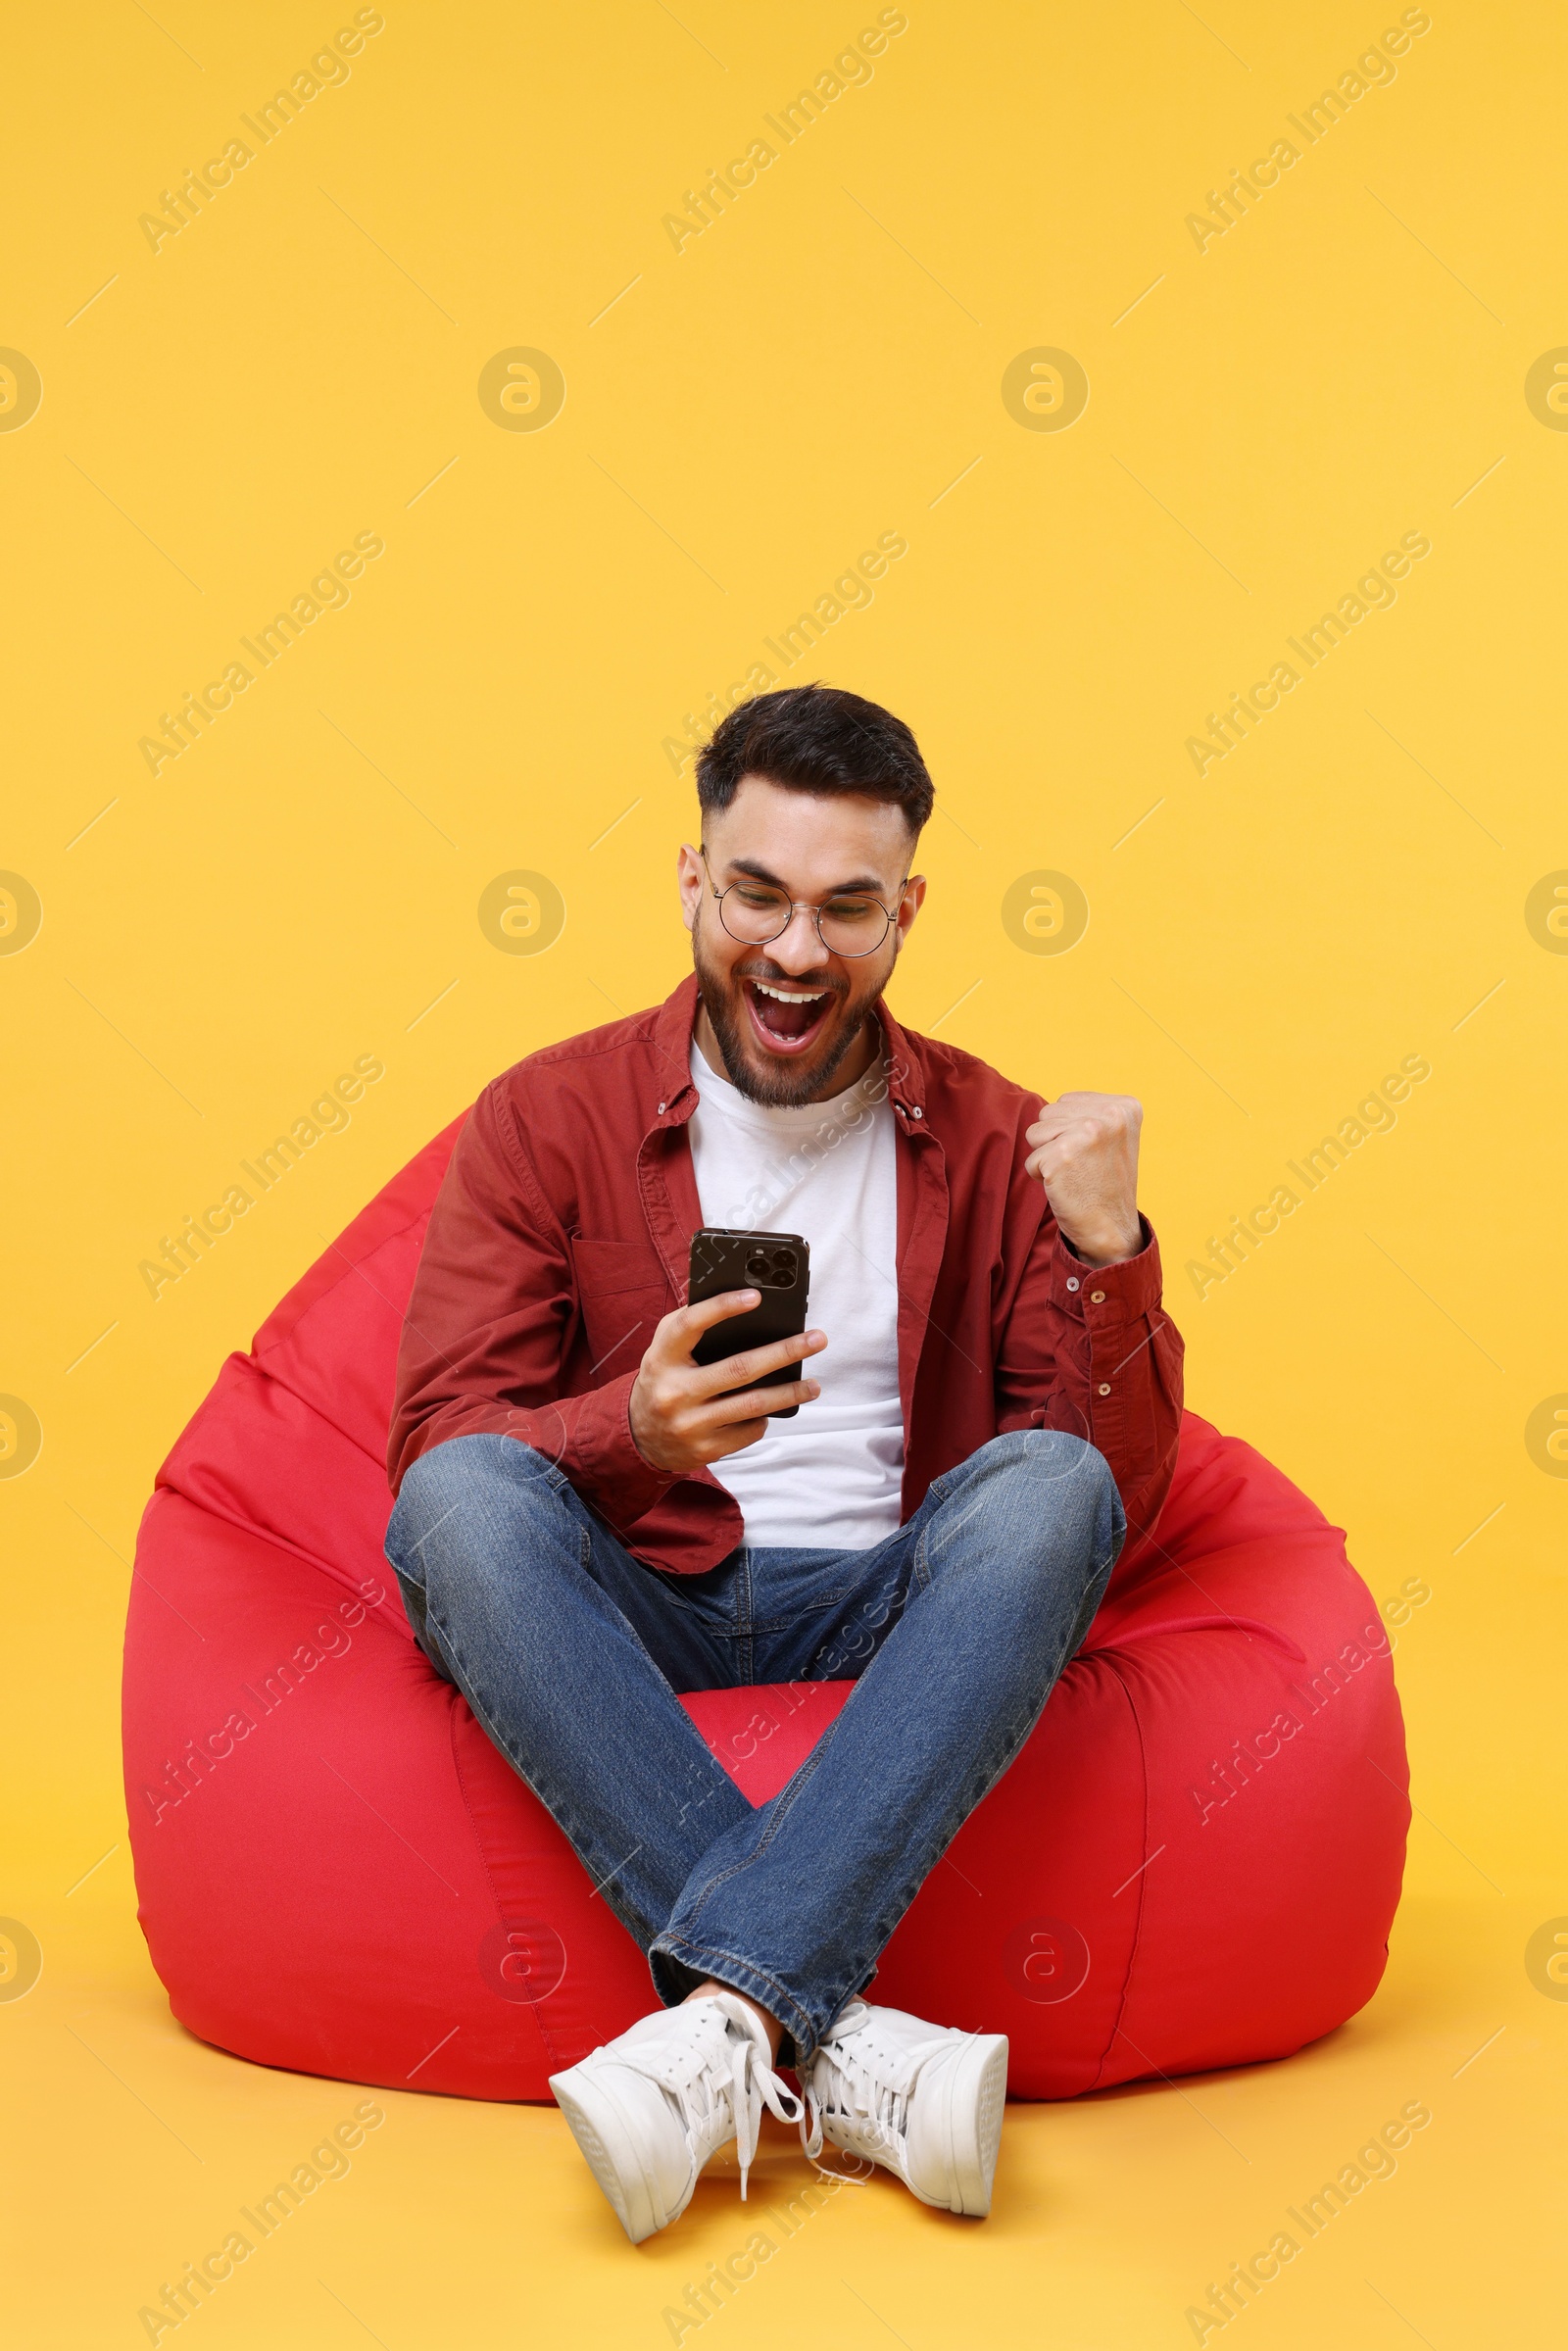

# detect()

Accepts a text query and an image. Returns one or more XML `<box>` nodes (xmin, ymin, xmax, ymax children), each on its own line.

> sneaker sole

<box><xmin>549</xmin><ymin>2067</ymin><xmax>671</xmax><ymax>2244</ymax></box>
<box><xmin>940</xmin><ymin>2033</ymin><xmax>1009</xmax><ymax>2217</ymax></box>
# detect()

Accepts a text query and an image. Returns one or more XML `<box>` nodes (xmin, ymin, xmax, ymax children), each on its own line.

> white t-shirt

<box><xmin>686</xmin><ymin>1039</ymin><xmax>905</xmax><ymax>1549</ymax></box>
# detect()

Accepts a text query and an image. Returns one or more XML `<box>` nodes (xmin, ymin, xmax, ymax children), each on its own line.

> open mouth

<box><xmin>741</xmin><ymin>974</ymin><xmax>837</xmax><ymax>1056</ymax></box>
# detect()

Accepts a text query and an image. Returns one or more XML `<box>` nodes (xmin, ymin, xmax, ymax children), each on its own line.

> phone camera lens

<box><xmin>745</xmin><ymin>1251</ymin><xmax>770</xmax><ymax>1283</ymax></box>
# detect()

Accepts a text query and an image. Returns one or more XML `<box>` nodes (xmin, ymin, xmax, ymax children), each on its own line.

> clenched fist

<box><xmin>1024</xmin><ymin>1092</ymin><xmax>1145</xmax><ymax>1266</ymax></box>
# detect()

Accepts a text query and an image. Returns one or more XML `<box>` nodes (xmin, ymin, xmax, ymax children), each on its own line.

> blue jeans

<box><xmin>384</xmin><ymin>1428</ymin><xmax>1124</xmax><ymax>2061</ymax></box>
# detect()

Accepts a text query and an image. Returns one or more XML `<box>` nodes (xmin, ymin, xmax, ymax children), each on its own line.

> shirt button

<box><xmin>657</xmin><ymin>1102</ymin><xmax>665</xmax><ymax>1114</ymax></box>
<box><xmin>1091</xmin><ymin>1290</ymin><xmax>1105</xmax><ymax>1303</ymax></box>
<box><xmin>1098</xmin><ymin>1383</ymin><xmax>1111</xmax><ymax>1396</ymax></box>
<box><xmin>1066</xmin><ymin>1277</ymin><xmax>1080</xmax><ymax>1293</ymax></box>
<box><xmin>911</xmin><ymin>1105</ymin><xmax>923</xmax><ymax>1119</ymax></box>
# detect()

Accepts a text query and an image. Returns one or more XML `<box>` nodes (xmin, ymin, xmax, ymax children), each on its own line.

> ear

<box><xmin>677</xmin><ymin>842</ymin><xmax>704</xmax><ymax>936</ymax></box>
<box><xmin>892</xmin><ymin>872</ymin><xmax>926</xmax><ymax>950</ymax></box>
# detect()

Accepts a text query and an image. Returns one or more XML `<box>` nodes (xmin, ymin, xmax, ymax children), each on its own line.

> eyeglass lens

<box><xmin>717</xmin><ymin>881</ymin><xmax>892</xmax><ymax>957</ymax></box>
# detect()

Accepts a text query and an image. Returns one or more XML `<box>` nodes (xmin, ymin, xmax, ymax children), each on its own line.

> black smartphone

<box><xmin>688</xmin><ymin>1228</ymin><xmax>812</xmax><ymax>1420</ymax></box>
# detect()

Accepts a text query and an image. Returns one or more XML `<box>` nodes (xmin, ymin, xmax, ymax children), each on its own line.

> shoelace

<box><xmin>615</xmin><ymin>1994</ymin><xmax>804</xmax><ymax>2202</ymax></box>
<box><xmin>799</xmin><ymin>2001</ymin><xmax>950</xmax><ymax>2163</ymax></box>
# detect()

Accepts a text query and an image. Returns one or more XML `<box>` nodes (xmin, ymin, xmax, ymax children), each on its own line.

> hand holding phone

<box><xmin>688</xmin><ymin>1230</ymin><xmax>812</xmax><ymax>1417</ymax></box>
<box><xmin>626</xmin><ymin>1229</ymin><xmax>825</xmax><ymax>1477</ymax></box>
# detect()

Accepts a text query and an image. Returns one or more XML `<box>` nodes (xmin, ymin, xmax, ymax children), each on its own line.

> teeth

<box><xmin>752</xmin><ymin>981</ymin><xmax>826</xmax><ymax>1004</ymax></box>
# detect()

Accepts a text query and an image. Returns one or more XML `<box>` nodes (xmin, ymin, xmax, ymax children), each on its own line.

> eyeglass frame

<box><xmin>698</xmin><ymin>846</ymin><xmax>912</xmax><ymax>960</ymax></box>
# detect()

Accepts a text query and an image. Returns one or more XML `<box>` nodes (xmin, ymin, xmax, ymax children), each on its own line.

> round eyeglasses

<box><xmin>701</xmin><ymin>848</ymin><xmax>907</xmax><ymax>959</ymax></box>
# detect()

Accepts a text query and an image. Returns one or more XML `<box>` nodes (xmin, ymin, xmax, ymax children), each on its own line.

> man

<box><xmin>385</xmin><ymin>684</ymin><xmax>1183</xmax><ymax>2240</ymax></box>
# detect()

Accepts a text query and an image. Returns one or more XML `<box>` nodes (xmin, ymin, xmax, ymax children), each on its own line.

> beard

<box><xmin>692</xmin><ymin>919</ymin><xmax>889</xmax><ymax>1108</ymax></box>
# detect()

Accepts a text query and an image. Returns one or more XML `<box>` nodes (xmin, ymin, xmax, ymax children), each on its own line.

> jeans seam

<box><xmin>747</xmin><ymin>1595</ymin><xmax>854</xmax><ymax>1628</ymax></box>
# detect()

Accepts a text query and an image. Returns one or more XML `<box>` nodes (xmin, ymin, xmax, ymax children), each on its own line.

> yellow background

<box><xmin>4</xmin><ymin>1</ymin><xmax>1563</xmax><ymax>2341</ymax></box>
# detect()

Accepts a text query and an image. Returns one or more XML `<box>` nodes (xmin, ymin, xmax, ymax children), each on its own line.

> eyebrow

<box><xmin>723</xmin><ymin>856</ymin><xmax>893</xmax><ymax>897</ymax></box>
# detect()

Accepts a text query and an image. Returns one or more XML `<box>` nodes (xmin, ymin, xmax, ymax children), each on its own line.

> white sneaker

<box><xmin>549</xmin><ymin>1992</ymin><xmax>805</xmax><ymax>2242</ymax></box>
<box><xmin>801</xmin><ymin>2000</ymin><xmax>1009</xmax><ymax>2216</ymax></box>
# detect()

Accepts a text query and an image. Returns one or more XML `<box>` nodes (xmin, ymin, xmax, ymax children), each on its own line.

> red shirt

<box><xmin>388</xmin><ymin>974</ymin><xmax>1185</xmax><ymax>1573</ymax></box>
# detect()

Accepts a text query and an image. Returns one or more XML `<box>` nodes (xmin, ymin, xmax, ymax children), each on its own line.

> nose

<box><xmin>768</xmin><ymin>904</ymin><xmax>831</xmax><ymax>976</ymax></box>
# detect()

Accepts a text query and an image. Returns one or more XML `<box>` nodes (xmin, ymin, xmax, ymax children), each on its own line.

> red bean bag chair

<box><xmin>122</xmin><ymin>1118</ymin><xmax>1409</xmax><ymax>2100</ymax></box>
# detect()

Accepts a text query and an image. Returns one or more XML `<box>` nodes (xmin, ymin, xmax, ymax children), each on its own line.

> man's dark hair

<box><xmin>695</xmin><ymin>683</ymin><xmax>933</xmax><ymax>838</ymax></box>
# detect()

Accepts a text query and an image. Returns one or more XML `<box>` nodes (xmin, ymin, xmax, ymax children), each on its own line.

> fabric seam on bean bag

<box><xmin>446</xmin><ymin>1689</ymin><xmax>567</xmax><ymax>2079</ymax></box>
<box><xmin>1088</xmin><ymin>1650</ymin><xmax>1151</xmax><ymax>2094</ymax></box>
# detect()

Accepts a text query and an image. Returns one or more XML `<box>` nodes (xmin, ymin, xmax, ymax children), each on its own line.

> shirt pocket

<box><xmin>569</xmin><ymin>1238</ymin><xmax>669</xmax><ymax>1379</ymax></box>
